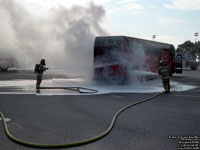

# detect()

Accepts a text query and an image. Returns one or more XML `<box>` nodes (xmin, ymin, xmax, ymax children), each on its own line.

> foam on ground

<box><xmin>0</xmin><ymin>78</ymin><xmax>198</xmax><ymax>95</ymax></box>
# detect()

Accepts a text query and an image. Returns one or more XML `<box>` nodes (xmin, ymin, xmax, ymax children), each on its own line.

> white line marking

<box><xmin>0</xmin><ymin>118</ymin><xmax>11</xmax><ymax>122</ymax></box>
<box><xmin>13</xmin><ymin>122</ymin><xmax>23</xmax><ymax>129</ymax></box>
<box><xmin>110</xmin><ymin>94</ymin><xmax>127</xmax><ymax>99</ymax></box>
<box><xmin>0</xmin><ymin>92</ymin><xmax>34</xmax><ymax>95</ymax></box>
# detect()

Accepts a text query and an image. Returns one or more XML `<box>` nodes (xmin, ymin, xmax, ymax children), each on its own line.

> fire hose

<box><xmin>0</xmin><ymin>92</ymin><xmax>163</xmax><ymax>148</ymax></box>
<box><xmin>40</xmin><ymin>86</ymin><xmax>98</xmax><ymax>94</ymax></box>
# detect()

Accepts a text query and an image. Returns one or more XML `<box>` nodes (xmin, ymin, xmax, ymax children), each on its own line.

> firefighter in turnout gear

<box><xmin>158</xmin><ymin>60</ymin><xmax>170</xmax><ymax>93</ymax></box>
<box><xmin>35</xmin><ymin>59</ymin><xmax>48</xmax><ymax>93</ymax></box>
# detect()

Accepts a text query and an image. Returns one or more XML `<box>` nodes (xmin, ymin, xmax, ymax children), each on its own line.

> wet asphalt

<box><xmin>0</xmin><ymin>69</ymin><xmax>199</xmax><ymax>150</ymax></box>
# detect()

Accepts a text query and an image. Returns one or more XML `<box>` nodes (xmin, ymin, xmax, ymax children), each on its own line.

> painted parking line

<box><xmin>110</xmin><ymin>94</ymin><xmax>127</xmax><ymax>99</ymax></box>
<box><xmin>0</xmin><ymin>92</ymin><xmax>34</xmax><ymax>95</ymax></box>
<box><xmin>0</xmin><ymin>118</ymin><xmax>11</xmax><ymax>122</ymax></box>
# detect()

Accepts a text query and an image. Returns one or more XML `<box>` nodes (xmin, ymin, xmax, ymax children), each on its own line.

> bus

<box><xmin>93</xmin><ymin>36</ymin><xmax>182</xmax><ymax>83</ymax></box>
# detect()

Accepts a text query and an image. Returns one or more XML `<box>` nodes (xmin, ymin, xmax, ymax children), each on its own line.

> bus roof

<box><xmin>95</xmin><ymin>36</ymin><xmax>175</xmax><ymax>54</ymax></box>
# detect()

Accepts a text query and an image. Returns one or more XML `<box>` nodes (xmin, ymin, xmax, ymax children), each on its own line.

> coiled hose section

<box><xmin>0</xmin><ymin>92</ymin><xmax>163</xmax><ymax>148</ymax></box>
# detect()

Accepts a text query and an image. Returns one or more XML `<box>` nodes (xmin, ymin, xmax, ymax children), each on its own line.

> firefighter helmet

<box><xmin>40</xmin><ymin>59</ymin><xmax>46</xmax><ymax>65</ymax></box>
<box><xmin>159</xmin><ymin>60</ymin><xmax>166</xmax><ymax>66</ymax></box>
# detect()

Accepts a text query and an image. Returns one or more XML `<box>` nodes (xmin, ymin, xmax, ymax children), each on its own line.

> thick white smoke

<box><xmin>0</xmin><ymin>0</ymin><xmax>107</xmax><ymax>77</ymax></box>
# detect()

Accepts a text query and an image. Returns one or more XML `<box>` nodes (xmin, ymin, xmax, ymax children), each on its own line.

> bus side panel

<box><xmin>145</xmin><ymin>55</ymin><xmax>160</xmax><ymax>72</ymax></box>
<box><xmin>94</xmin><ymin>36</ymin><xmax>176</xmax><ymax>83</ymax></box>
<box><xmin>93</xmin><ymin>37</ymin><xmax>126</xmax><ymax>82</ymax></box>
<box><xmin>125</xmin><ymin>37</ymin><xmax>160</xmax><ymax>78</ymax></box>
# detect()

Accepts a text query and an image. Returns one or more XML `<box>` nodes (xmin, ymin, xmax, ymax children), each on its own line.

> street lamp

<box><xmin>194</xmin><ymin>32</ymin><xmax>199</xmax><ymax>62</ymax></box>
<box><xmin>152</xmin><ymin>35</ymin><xmax>156</xmax><ymax>41</ymax></box>
<box><xmin>194</xmin><ymin>32</ymin><xmax>198</xmax><ymax>43</ymax></box>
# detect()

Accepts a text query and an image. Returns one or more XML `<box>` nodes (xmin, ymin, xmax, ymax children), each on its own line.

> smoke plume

<box><xmin>0</xmin><ymin>0</ymin><xmax>107</xmax><ymax>76</ymax></box>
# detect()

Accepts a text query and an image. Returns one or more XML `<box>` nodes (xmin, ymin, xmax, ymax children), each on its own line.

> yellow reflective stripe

<box><xmin>37</xmin><ymin>74</ymin><xmax>43</xmax><ymax>76</ymax></box>
<box><xmin>161</xmin><ymin>70</ymin><xmax>168</xmax><ymax>73</ymax></box>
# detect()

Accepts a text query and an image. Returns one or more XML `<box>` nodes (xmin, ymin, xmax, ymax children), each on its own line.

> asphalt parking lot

<box><xmin>0</xmin><ymin>69</ymin><xmax>199</xmax><ymax>150</ymax></box>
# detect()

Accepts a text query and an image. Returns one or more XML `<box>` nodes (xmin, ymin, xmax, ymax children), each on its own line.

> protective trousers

<box><xmin>36</xmin><ymin>74</ymin><xmax>43</xmax><ymax>90</ymax></box>
<box><xmin>162</xmin><ymin>78</ymin><xmax>170</xmax><ymax>93</ymax></box>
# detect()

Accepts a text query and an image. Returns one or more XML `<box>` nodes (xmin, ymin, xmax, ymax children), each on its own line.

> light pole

<box><xmin>194</xmin><ymin>32</ymin><xmax>199</xmax><ymax>61</ymax></box>
<box><xmin>152</xmin><ymin>35</ymin><xmax>156</xmax><ymax>41</ymax></box>
<box><xmin>194</xmin><ymin>32</ymin><xmax>198</xmax><ymax>43</ymax></box>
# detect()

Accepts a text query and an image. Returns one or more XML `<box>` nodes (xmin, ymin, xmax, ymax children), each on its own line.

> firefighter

<box><xmin>158</xmin><ymin>60</ymin><xmax>170</xmax><ymax>93</ymax></box>
<box><xmin>35</xmin><ymin>59</ymin><xmax>48</xmax><ymax>93</ymax></box>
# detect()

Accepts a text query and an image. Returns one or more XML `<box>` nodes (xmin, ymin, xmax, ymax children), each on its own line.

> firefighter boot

<box><xmin>36</xmin><ymin>85</ymin><xmax>40</xmax><ymax>93</ymax></box>
<box><xmin>36</xmin><ymin>89</ymin><xmax>40</xmax><ymax>93</ymax></box>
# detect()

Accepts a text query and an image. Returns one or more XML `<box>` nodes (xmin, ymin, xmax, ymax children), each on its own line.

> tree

<box><xmin>177</xmin><ymin>40</ymin><xmax>199</xmax><ymax>59</ymax></box>
<box><xmin>195</xmin><ymin>41</ymin><xmax>200</xmax><ymax>56</ymax></box>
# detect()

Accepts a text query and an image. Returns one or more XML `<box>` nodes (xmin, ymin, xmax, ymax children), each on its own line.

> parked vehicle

<box><xmin>176</xmin><ymin>52</ymin><xmax>199</xmax><ymax>70</ymax></box>
<box><xmin>0</xmin><ymin>49</ymin><xmax>18</xmax><ymax>71</ymax></box>
<box><xmin>0</xmin><ymin>59</ymin><xmax>9</xmax><ymax>71</ymax></box>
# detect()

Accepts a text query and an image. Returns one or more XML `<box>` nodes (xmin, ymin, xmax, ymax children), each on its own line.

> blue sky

<box><xmin>18</xmin><ymin>0</ymin><xmax>200</xmax><ymax>48</ymax></box>
<box><xmin>101</xmin><ymin>0</ymin><xmax>200</xmax><ymax>47</ymax></box>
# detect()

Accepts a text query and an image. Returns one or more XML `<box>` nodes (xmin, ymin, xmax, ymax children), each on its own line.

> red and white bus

<box><xmin>93</xmin><ymin>36</ymin><xmax>182</xmax><ymax>83</ymax></box>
